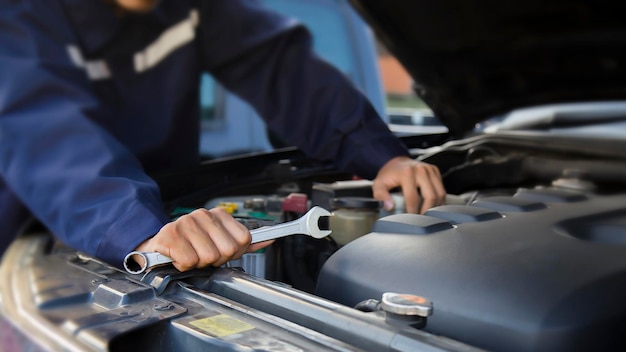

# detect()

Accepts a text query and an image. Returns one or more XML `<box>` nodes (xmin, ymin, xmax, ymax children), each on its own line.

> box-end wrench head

<box><xmin>124</xmin><ymin>251</ymin><xmax>173</xmax><ymax>275</ymax></box>
<box><xmin>123</xmin><ymin>206</ymin><xmax>332</xmax><ymax>274</ymax></box>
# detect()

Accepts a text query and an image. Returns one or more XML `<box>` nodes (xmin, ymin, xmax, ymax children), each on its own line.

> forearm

<box><xmin>198</xmin><ymin>0</ymin><xmax>410</xmax><ymax>180</ymax></box>
<box><xmin>0</xmin><ymin>0</ymin><xmax>168</xmax><ymax>267</ymax></box>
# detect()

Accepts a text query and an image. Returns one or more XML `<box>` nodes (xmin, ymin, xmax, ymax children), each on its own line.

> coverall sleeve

<box><xmin>197</xmin><ymin>1</ymin><xmax>411</xmax><ymax>180</ymax></box>
<box><xmin>0</xmin><ymin>0</ymin><xmax>169</xmax><ymax>266</ymax></box>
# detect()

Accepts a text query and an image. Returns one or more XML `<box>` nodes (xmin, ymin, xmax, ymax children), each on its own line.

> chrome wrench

<box><xmin>124</xmin><ymin>206</ymin><xmax>332</xmax><ymax>274</ymax></box>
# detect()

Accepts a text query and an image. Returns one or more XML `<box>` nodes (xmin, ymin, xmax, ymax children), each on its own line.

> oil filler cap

<box><xmin>381</xmin><ymin>292</ymin><xmax>433</xmax><ymax>317</ymax></box>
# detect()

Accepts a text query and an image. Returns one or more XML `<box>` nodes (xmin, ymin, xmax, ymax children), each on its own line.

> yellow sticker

<box><xmin>217</xmin><ymin>202</ymin><xmax>239</xmax><ymax>214</ymax></box>
<box><xmin>189</xmin><ymin>314</ymin><xmax>255</xmax><ymax>337</ymax></box>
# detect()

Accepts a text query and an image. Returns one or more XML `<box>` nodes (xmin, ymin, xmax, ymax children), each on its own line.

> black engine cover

<box><xmin>316</xmin><ymin>188</ymin><xmax>626</xmax><ymax>351</ymax></box>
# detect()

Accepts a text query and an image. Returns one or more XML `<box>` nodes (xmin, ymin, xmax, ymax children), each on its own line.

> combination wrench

<box><xmin>123</xmin><ymin>206</ymin><xmax>332</xmax><ymax>274</ymax></box>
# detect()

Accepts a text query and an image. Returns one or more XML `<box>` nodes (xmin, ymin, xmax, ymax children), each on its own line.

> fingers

<box><xmin>372</xmin><ymin>182</ymin><xmax>394</xmax><ymax>211</ymax></box>
<box><xmin>140</xmin><ymin>208</ymin><xmax>252</xmax><ymax>272</ymax></box>
<box><xmin>195</xmin><ymin>208</ymin><xmax>250</xmax><ymax>267</ymax></box>
<box><xmin>400</xmin><ymin>167</ymin><xmax>421</xmax><ymax>214</ymax></box>
<box><xmin>413</xmin><ymin>163</ymin><xmax>446</xmax><ymax>213</ymax></box>
<box><xmin>373</xmin><ymin>156</ymin><xmax>447</xmax><ymax>214</ymax></box>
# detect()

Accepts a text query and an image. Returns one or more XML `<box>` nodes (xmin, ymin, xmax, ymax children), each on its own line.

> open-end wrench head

<box><xmin>305</xmin><ymin>206</ymin><xmax>333</xmax><ymax>239</ymax></box>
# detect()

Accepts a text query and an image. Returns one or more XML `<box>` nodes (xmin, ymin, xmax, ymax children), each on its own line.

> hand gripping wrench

<box><xmin>123</xmin><ymin>206</ymin><xmax>332</xmax><ymax>274</ymax></box>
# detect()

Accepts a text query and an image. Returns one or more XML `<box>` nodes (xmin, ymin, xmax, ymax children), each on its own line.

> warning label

<box><xmin>189</xmin><ymin>314</ymin><xmax>255</xmax><ymax>337</ymax></box>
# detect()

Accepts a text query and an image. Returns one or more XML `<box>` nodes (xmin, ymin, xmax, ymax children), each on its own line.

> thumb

<box><xmin>247</xmin><ymin>240</ymin><xmax>275</xmax><ymax>253</ymax></box>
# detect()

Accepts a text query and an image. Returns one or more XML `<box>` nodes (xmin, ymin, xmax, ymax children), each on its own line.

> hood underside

<box><xmin>350</xmin><ymin>0</ymin><xmax>626</xmax><ymax>136</ymax></box>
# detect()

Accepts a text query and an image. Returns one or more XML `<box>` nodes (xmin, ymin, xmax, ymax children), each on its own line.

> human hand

<box><xmin>372</xmin><ymin>156</ymin><xmax>446</xmax><ymax>214</ymax></box>
<box><xmin>134</xmin><ymin>207</ymin><xmax>272</xmax><ymax>272</ymax></box>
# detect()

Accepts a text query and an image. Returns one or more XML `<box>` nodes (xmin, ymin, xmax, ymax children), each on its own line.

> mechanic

<box><xmin>0</xmin><ymin>0</ymin><xmax>446</xmax><ymax>272</ymax></box>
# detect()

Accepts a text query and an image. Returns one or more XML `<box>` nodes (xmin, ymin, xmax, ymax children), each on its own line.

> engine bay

<box><xmin>3</xmin><ymin>132</ymin><xmax>626</xmax><ymax>351</ymax></box>
<box><xmin>210</xmin><ymin>132</ymin><xmax>626</xmax><ymax>351</ymax></box>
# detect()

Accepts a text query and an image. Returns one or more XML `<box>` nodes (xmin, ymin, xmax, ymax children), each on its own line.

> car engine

<box><xmin>2</xmin><ymin>132</ymin><xmax>626</xmax><ymax>351</ymax></box>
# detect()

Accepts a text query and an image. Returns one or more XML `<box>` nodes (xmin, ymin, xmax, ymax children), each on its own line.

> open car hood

<box><xmin>350</xmin><ymin>0</ymin><xmax>626</xmax><ymax>136</ymax></box>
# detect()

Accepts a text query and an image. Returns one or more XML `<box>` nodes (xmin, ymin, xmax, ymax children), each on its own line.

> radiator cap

<box><xmin>381</xmin><ymin>292</ymin><xmax>433</xmax><ymax>317</ymax></box>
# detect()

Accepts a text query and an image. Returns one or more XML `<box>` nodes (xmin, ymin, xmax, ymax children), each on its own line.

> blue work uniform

<box><xmin>0</xmin><ymin>0</ymin><xmax>410</xmax><ymax>267</ymax></box>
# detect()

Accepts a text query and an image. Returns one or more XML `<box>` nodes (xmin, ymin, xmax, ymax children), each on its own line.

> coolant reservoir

<box><xmin>330</xmin><ymin>197</ymin><xmax>382</xmax><ymax>245</ymax></box>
